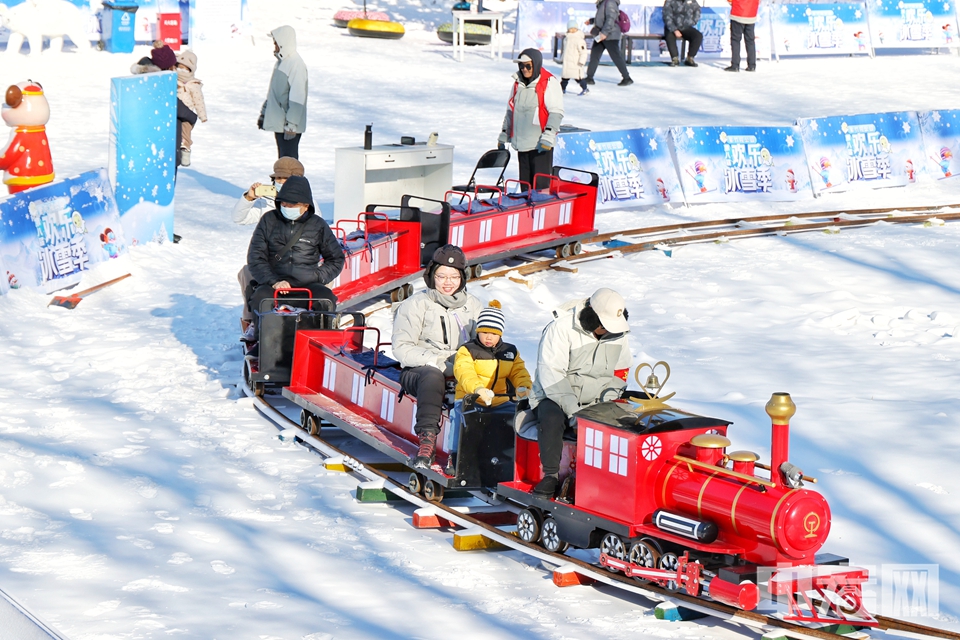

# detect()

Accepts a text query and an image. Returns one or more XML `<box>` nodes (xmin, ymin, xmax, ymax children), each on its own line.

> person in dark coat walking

<box><xmin>584</xmin><ymin>0</ymin><xmax>633</xmax><ymax>86</ymax></box>
<box><xmin>662</xmin><ymin>0</ymin><xmax>703</xmax><ymax>67</ymax></box>
<box><xmin>246</xmin><ymin>176</ymin><xmax>344</xmax><ymax>329</ymax></box>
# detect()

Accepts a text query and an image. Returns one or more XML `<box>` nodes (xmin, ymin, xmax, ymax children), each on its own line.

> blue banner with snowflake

<box><xmin>0</xmin><ymin>169</ymin><xmax>126</xmax><ymax>295</ymax></box>
<box><xmin>918</xmin><ymin>110</ymin><xmax>960</xmax><ymax>181</ymax></box>
<box><xmin>670</xmin><ymin>126</ymin><xmax>811</xmax><ymax>203</ymax></box>
<box><xmin>555</xmin><ymin>128</ymin><xmax>684</xmax><ymax>208</ymax></box>
<box><xmin>109</xmin><ymin>72</ymin><xmax>176</xmax><ymax>246</ymax></box>
<box><xmin>771</xmin><ymin>3</ymin><xmax>871</xmax><ymax>56</ymax></box>
<box><xmin>647</xmin><ymin>6</ymin><xmax>772</xmax><ymax>60</ymax></box>
<box><xmin>798</xmin><ymin>112</ymin><xmax>924</xmax><ymax>195</ymax></box>
<box><xmin>513</xmin><ymin>0</ymin><xmax>646</xmax><ymax>53</ymax></box>
<box><xmin>866</xmin><ymin>0</ymin><xmax>958</xmax><ymax>48</ymax></box>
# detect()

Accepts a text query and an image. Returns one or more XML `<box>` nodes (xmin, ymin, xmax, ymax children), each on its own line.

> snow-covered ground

<box><xmin>2</xmin><ymin>0</ymin><xmax>960</xmax><ymax>637</ymax></box>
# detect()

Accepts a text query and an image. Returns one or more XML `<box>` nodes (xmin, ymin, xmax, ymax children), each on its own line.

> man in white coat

<box><xmin>529</xmin><ymin>288</ymin><xmax>633</xmax><ymax>497</ymax></box>
<box><xmin>259</xmin><ymin>26</ymin><xmax>308</xmax><ymax>159</ymax></box>
<box><xmin>498</xmin><ymin>48</ymin><xmax>564</xmax><ymax>187</ymax></box>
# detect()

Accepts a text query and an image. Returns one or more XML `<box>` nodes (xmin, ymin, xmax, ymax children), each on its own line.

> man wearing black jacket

<box><xmin>246</xmin><ymin>176</ymin><xmax>344</xmax><ymax>328</ymax></box>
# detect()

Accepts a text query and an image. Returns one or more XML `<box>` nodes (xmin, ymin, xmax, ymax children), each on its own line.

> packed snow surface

<box><xmin>1</xmin><ymin>0</ymin><xmax>960</xmax><ymax>637</ymax></box>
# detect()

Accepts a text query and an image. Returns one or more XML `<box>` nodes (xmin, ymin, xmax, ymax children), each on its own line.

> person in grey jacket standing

<box><xmin>584</xmin><ymin>0</ymin><xmax>633</xmax><ymax>87</ymax></box>
<box><xmin>259</xmin><ymin>26</ymin><xmax>308</xmax><ymax>159</ymax></box>
<box><xmin>498</xmin><ymin>48</ymin><xmax>564</xmax><ymax>187</ymax></box>
<box><xmin>392</xmin><ymin>245</ymin><xmax>483</xmax><ymax>469</ymax></box>
<box><xmin>662</xmin><ymin>0</ymin><xmax>703</xmax><ymax>67</ymax></box>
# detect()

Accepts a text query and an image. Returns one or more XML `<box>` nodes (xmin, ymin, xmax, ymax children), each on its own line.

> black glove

<box><xmin>257</xmin><ymin>114</ymin><xmax>264</xmax><ymax>130</ymax></box>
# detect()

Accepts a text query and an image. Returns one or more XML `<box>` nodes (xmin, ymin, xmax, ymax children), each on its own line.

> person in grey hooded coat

<box><xmin>259</xmin><ymin>26</ymin><xmax>308</xmax><ymax>159</ymax></box>
<box><xmin>584</xmin><ymin>0</ymin><xmax>633</xmax><ymax>86</ymax></box>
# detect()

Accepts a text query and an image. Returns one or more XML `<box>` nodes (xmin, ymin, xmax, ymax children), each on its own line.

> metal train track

<box><xmin>244</xmin><ymin>385</ymin><xmax>960</xmax><ymax>640</ymax></box>
<box><xmin>466</xmin><ymin>202</ymin><xmax>960</xmax><ymax>285</ymax></box>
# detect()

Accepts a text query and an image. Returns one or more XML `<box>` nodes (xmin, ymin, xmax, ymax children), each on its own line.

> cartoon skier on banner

<box><xmin>931</xmin><ymin>146</ymin><xmax>953</xmax><ymax>178</ymax></box>
<box><xmin>812</xmin><ymin>157</ymin><xmax>833</xmax><ymax>189</ymax></box>
<box><xmin>0</xmin><ymin>81</ymin><xmax>54</xmax><ymax>195</ymax></box>
<box><xmin>686</xmin><ymin>160</ymin><xmax>709</xmax><ymax>193</ymax></box>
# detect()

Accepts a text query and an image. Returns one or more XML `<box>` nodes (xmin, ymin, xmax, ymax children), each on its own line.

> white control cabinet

<box><xmin>333</xmin><ymin>143</ymin><xmax>455</xmax><ymax>225</ymax></box>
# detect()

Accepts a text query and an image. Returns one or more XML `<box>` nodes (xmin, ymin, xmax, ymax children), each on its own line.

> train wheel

<box><xmin>555</xmin><ymin>244</ymin><xmax>572</xmax><ymax>259</ymax></box>
<box><xmin>516</xmin><ymin>508</ymin><xmax>542</xmax><ymax>543</ymax></box>
<box><xmin>404</xmin><ymin>283</ymin><xmax>415</xmax><ymax>298</ymax></box>
<box><xmin>658</xmin><ymin>552</ymin><xmax>680</xmax><ymax>591</ymax></box>
<box><xmin>571</xmin><ymin>240</ymin><xmax>582</xmax><ymax>255</ymax></box>
<box><xmin>540</xmin><ymin>517</ymin><xmax>568</xmax><ymax>554</ymax></box>
<box><xmin>305</xmin><ymin>414</ymin><xmax>321</xmax><ymax>436</ymax></box>
<box><xmin>472</xmin><ymin>263</ymin><xmax>483</xmax><ymax>278</ymax></box>
<box><xmin>628</xmin><ymin>539</ymin><xmax>661</xmax><ymax>577</ymax></box>
<box><xmin>299</xmin><ymin>410</ymin><xmax>309</xmax><ymax>430</ymax></box>
<box><xmin>600</xmin><ymin>532</ymin><xmax>627</xmax><ymax>571</ymax></box>
<box><xmin>408</xmin><ymin>473</ymin><xmax>423</xmax><ymax>495</ymax></box>
<box><xmin>423</xmin><ymin>479</ymin><xmax>444</xmax><ymax>503</ymax></box>
<box><xmin>390</xmin><ymin>286</ymin><xmax>406</xmax><ymax>303</ymax></box>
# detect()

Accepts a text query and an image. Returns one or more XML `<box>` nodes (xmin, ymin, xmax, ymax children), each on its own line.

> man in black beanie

<box><xmin>246</xmin><ymin>176</ymin><xmax>344</xmax><ymax>332</ymax></box>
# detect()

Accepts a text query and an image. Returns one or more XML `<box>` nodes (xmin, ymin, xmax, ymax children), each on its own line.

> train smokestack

<box><xmin>765</xmin><ymin>392</ymin><xmax>796</xmax><ymax>489</ymax></box>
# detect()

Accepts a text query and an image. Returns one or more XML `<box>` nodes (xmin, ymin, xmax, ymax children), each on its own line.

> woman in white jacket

<box><xmin>392</xmin><ymin>245</ymin><xmax>482</xmax><ymax>469</ymax></box>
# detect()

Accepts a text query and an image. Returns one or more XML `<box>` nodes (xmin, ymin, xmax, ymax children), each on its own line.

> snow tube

<box><xmin>347</xmin><ymin>18</ymin><xmax>405</xmax><ymax>39</ymax></box>
<box><xmin>333</xmin><ymin>10</ymin><xmax>390</xmax><ymax>27</ymax></box>
<box><xmin>436</xmin><ymin>22</ymin><xmax>493</xmax><ymax>45</ymax></box>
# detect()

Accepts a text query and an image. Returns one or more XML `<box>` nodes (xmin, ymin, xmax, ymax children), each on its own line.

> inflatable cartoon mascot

<box><xmin>0</xmin><ymin>81</ymin><xmax>54</xmax><ymax>195</ymax></box>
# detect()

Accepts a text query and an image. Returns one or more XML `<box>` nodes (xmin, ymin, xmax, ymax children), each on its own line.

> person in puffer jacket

<box><xmin>246</xmin><ymin>176</ymin><xmax>343</xmax><ymax>330</ymax></box>
<box><xmin>529</xmin><ymin>288</ymin><xmax>633</xmax><ymax>497</ymax></box>
<box><xmin>392</xmin><ymin>245</ymin><xmax>483</xmax><ymax>469</ymax></box>
<box><xmin>584</xmin><ymin>0</ymin><xmax>633</xmax><ymax>86</ymax></box>
<box><xmin>662</xmin><ymin>0</ymin><xmax>703</xmax><ymax>67</ymax></box>
<box><xmin>175</xmin><ymin>50</ymin><xmax>207</xmax><ymax>167</ymax></box>
<box><xmin>497</xmin><ymin>48</ymin><xmax>564</xmax><ymax>187</ymax></box>
<box><xmin>259</xmin><ymin>26</ymin><xmax>308</xmax><ymax>159</ymax></box>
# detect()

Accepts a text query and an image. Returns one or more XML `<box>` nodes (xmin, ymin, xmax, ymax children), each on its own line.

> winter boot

<box><xmin>669</xmin><ymin>56</ymin><xmax>679</xmax><ymax>67</ymax></box>
<box><xmin>532</xmin><ymin>474</ymin><xmax>559</xmax><ymax>497</ymax></box>
<box><xmin>684</xmin><ymin>56</ymin><xmax>698</xmax><ymax>67</ymax></box>
<box><xmin>412</xmin><ymin>431</ymin><xmax>438</xmax><ymax>470</ymax></box>
<box><xmin>724</xmin><ymin>65</ymin><xmax>740</xmax><ymax>72</ymax></box>
<box><xmin>617</xmin><ymin>77</ymin><xmax>634</xmax><ymax>86</ymax></box>
<box><xmin>179</xmin><ymin>148</ymin><xmax>191</xmax><ymax>167</ymax></box>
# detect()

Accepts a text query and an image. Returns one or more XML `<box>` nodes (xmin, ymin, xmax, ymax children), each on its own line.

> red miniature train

<box><xmin>248</xmin><ymin>167</ymin><xmax>877</xmax><ymax>626</ymax></box>
<box><xmin>277</xmin><ymin>320</ymin><xmax>876</xmax><ymax>627</ymax></box>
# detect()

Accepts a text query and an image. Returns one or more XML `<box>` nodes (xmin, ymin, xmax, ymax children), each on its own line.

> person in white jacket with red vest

<box><xmin>497</xmin><ymin>48</ymin><xmax>564</xmax><ymax>188</ymax></box>
<box><xmin>725</xmin><ymin>0</ymin><xmax>759</xmax><ymax>72</ymax></box>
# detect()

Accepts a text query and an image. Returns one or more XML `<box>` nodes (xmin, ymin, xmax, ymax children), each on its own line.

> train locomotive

<box><xmin>243</xmin><ymin>167</ymin><xmax>878</xmax><ymax>628</ymax></box>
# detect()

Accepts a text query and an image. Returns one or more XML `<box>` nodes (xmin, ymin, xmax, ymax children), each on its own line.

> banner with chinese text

<box><xmin>555</xmin><ymin>128</ymin><xmax>684</xmax><ymax>208</ymax></box>
<box><xmin>0</xmin><ymin>169</ymin><xmax>126</xmax><ymax>296</ymax></box>
<box><xmin>670</xmin><ymin>125</ymin><xmax>811</xmax><ymax>202</ymax></box>
<box><xmin>514</xmin><ymin>0</ymin><xmax>646</xmax><ymax>54</ymax></box>
<box><xmin>918</xmin><ymin>110</ymin><xmax>960</xmax><ymax>181</ymax></box>
<box><xmin>771</xmin><ymin>2</ymin><xmax>871</xmax><ymax>56</ymax></box>
<box><xmin>866</xmin><ymin>0</ymin><xmax>958</xmax><ymax>48</ymax></box>
<box><xmin>798</xmin><ymin>112</ymin><xmax>924</xmax><ymax>194</ymax></box>
<box><xmin>646</xmin><ymin>5</ymin><xmax>772</xmax><ymax>60</ymax></box>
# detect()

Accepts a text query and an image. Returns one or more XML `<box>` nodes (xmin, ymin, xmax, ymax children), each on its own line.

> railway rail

<box><xmin>461</xmin><ymin>202</ymin><xmax>960</xmax><ymax>287</ymax></box>
<box><xmin>245</xmin><ymin>385</ymin><xmax>960</xmax><ymax>640</ymax></box>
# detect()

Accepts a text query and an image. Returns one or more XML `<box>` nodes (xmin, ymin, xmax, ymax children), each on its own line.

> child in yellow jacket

<box><xmin>454</xmin><ymin>300</ymin><xmax>532</xmax><ymax>406</ymax></box>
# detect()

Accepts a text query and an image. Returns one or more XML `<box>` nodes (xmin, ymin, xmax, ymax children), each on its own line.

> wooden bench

<box><xmin>552</xmin><ymin>31</ymin><xmax>683</xmax><ymax>65</ymax></box>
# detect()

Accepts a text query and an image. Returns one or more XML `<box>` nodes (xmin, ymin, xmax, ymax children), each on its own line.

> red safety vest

<box><xmin>508</xmin><ymin>69</ymin><xmax>553</xmax><ymax>138</ymax></box>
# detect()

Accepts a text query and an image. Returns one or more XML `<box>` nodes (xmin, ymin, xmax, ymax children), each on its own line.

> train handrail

<box><xmin>272</xmin><ymin>287</ymin><xmax>316</xmax><ymax>311</ymax></box>
<box><xmin>342</xmin><ymin>326</ymin><xmax>393</xmax><ymax>367</ymax></box>
<box><xmin>673</xmin><ymin>455</ymin><xmax>775</xmax><ymax>489</ymax></box>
